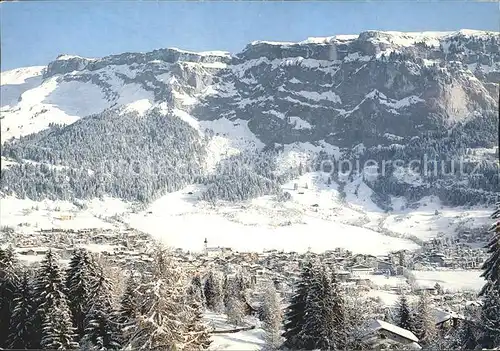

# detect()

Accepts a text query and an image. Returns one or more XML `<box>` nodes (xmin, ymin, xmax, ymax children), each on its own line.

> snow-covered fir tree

<box><xmin>82</xmin><ymin>265</ymin><xmax>121</xmax><ymax>350</ymax></box>
<box><xmin>125</xmin><ymin>247</ymin><xmax>191</xmax><ymax>350</ymax></box>
<box><xmin>282</xmin><ymin>260</ymin><xmax>313</xmax><ymax>350</ymax></box>
<box><xmin>204</xmin><ymin>270</ymin><xmax>224</xmax><ymax>312</ymax></box>
<box><xmin>259</xmin><ymin>281</ymin><xmax>283</xmax><ymax>349</ymax></box>
<box><xmin>8</xmin><ymin>270</ymin><xmax>35</xmax><ymax>349</ymax></box>
<box><xmin>396</xmin><ymin>292</ymin><xmax>415</xmax><ymax>333</ymax></box>
<box><xmin>184</xmin><ymin>299</ymin><xmax>212</xmax><ymax>351</ymax></box>
<box><xmin>478</xmin><ymin>202</ymin><xmax>500</xmax><ymax>349</ymax></box>
<box><xmin>300</xmin><ymin>265</ymin><xmax>346</xmax><ymax>350</ymax></box>
<box><xmin>118</xmin><ymin>272</ymin><xmax>139</xmax><ymax>325</ymax></box>
<box><xmin>41</xmin><ymin>298</ymin><xmax>79</xmax><ymax>350</ymax></box>
<box><xmin>479</xmin><ymin>282</ymin><xmax>500</xmax><ymax>348</ymax></box>
<box><xmin>33</xmin><ymin>249</ymin><xmax>71</xmax><ymax>348</ymax></box>
<box><xmin>413</xmin><ymin>292</ymin><xmax>437</xmax><ymax>345</ymax></box>
<box><xmin>450</xmin><ymin>317</ymin><xmax>480</xmax><ymax>350</ymax></box>
<box><xmin>188</xmin><ymin>274</ymin><xmax>205</xmax><ymax>307</ymax></box>
<box><xmin>480</xmin><ymin>202</ymin><xmax>500</xmax><ymax>296</ymax></box>
<box><xmin>225</xmin><ymin>294</ymin><xmax>245</xmax><ymax>327</ymax></box>
<box><xmin>66</xmin><ymin>248</ymin><xmax>98</xmax><ymax>339</ymax></box>
<box><xmin>0</xmin><ymin>246</ymin><xmax>19</xmax><ymax>348</ymax></box>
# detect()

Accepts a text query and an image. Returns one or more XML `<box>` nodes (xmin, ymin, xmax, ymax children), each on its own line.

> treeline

<box><xmin>198</xmin><ymin>150</ymin><xmax>289</xmax><ymax>202</ymax></box>
<box><xmin>0</xmin><ymin>109</ymin><xmax>300</xmax><ymax>204</ymax></box>
<box><xmin>342</xmin><ymin>122</ymin><xmax>500</xmax><ymax>206</ymax></box>
<box><xmin>0</xmin><ymin>247</ymin><xmax>211</xmax><ymax>350</ymax></box>
<box><xmin>1</xmin><ymin>105</ymin><xmax>497</xmax><ymax>207</ymax></box>
<box><xmin>1</xmin><ymin>108</ymin><xmax>207</xmax><ymax>203</ymax></box>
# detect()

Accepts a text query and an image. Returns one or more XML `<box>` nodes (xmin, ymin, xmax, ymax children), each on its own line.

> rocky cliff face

<box><xmin>3</xmin><ymin>30</ymin><xmax>498</xmax><ymax>149</ymax></box>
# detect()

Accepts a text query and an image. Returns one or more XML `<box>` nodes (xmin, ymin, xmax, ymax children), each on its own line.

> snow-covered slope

<box><xmin>1</xmin><ymin>29</ymin><xmax>497</xmax><ymax>255</ymax></box>
<box><xmin>2</xmin><ymin>172</ymin><xmax>492</xmax><ymax>255</ymax></box>
<box><xmin>2</xmin><ymin>29</ymin><xmax>498</xmax><ymax>147</ymax></box>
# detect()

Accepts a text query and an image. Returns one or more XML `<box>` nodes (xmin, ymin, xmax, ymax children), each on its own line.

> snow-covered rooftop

<box><xmin>365</xmin><ymin>319</ymin><xmax>419</xmax><ymax>342</ymax></box>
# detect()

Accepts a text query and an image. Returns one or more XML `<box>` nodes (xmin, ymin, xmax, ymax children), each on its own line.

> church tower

<box><xmin>204</xmin><ymin>238</ymin><xmax>208</xmax><ymax>255</ymax></box>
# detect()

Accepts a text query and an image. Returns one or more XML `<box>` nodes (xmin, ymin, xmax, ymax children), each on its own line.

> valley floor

<box><xmin>1</xmin><ymin>172</ymin><xmax>491</xmax><ymax>255</ymax></box>
<box><xmin>0</xmin><ymin>173</ymin><xmax>490</xmax><ymax>350</ymax></box>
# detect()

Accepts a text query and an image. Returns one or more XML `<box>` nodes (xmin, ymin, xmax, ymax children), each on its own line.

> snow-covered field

<box><xmin>0</xmin><ymin>196</ymin><xmax>131</xmax><ymax>234</ymax></box>
<box><xmin>204</xmin><ymin>312</ymin><xmax>266</xmax><ymax>351</ymax></box>
<box><xmin>1</xmin><ymin>170</ymin><xmax>492</xmax><ymax>255</ymax></box>
<box><xmin>383</xmin><ymin>197</ymin><xmax>491</xmax><ymax>241</ymax></box>
<box><xmin>412</xmin><ymin>269</ymin><xmax>485</xmax><ymax>292</ymax></box>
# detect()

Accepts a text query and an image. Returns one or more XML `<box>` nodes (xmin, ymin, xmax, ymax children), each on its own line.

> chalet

<box><xmin>432</xmin><ymin>308</ymin><xmax>464</xmax><ymax>330</ymax></box>
<box><xmin>332</xmin><ymin>270</ymin><xmax>351</xmax><ymax>282</ymax></box>
<box><xmin>429</xmin><ymin>253</ymin><xmax>448</xmax><ymax>267</ymax></box>
<box><xmin>361</xmin><ymin>319</ymin><xmax>421</xmax><ymax>350</ymax></box>
<box><xmin>376</xmin><ymin>260</ymin><xmax>395</xmax><ymax>273</ymax></box>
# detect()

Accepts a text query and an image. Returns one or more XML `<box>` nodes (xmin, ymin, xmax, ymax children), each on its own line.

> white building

<box><xmin>361</xmin><ymin>319</ymin><xmax>421</xmax><ymax>350</ymax></box>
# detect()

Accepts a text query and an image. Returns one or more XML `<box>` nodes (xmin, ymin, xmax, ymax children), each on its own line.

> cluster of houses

<box><xmin>412</xmin><ymin>237</ymin><xmax>489</xmax><ymax>270</ymax></box>
<box><xmin>4</xmin><ymin>228</ymin><xmax>482</xmax><ymax>350</ymax></box>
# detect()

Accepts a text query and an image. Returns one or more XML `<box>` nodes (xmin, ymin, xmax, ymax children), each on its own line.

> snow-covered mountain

<box><xmin>2</xmin><ymin>29</ymin><xmax>498</xmax><ymax>145</ymax></box>
<box><xmin>0</xmin><ymin>30</ymin><xmax>498</xmax><ymax>252</ymax></box>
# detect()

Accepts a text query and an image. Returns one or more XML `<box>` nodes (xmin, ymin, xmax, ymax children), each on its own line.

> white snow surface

<box><xmin>1</xmin><ymin>64</ymin><xmax>157</xmax><ymax>140</ymax></box>
<box><xmin>1</xmin><ymin>171</ymin><xmax>493</xmax><ymax>258</ymax></box>
<box><xmin>125</xmin><ymin>181</ymin><xmax>418</xmax><ymax>255</ymax></box>
<box><xmin>365</xmin><ymin>319</ymin><xmax>419</xmax><ymax>342</ymax></box>
<box><xmin>1</xmin><ymin>66</ymin><xmax>46</xmax><ymax>108</ymax></box>
<box><xmin>247</xmin><ymin>30</ymin><xmax>496</xmax><ymax>49</ymax></box>
<box><xmin>200</xmin><ymin>118</ymin><xmax>265</xmax><ymax>151</ymax></box>
<box><xmin>412</xmin><ymin>269</ymin><xmax>485</xmax><ymax>292</ymax></box>
<box><xmin>1</xmin><ymin>75</ymin><xmax>111</xmax><ymax>140</ymax></box>
<box><xmin>205</xmin><ymin>312</ymin><xmax>266</xmax><ymax>351</ymax></box>
<box><xmin>0</xmin><ymin>196</ymin><xmax>131</xmax><ymax>234</ymax></box>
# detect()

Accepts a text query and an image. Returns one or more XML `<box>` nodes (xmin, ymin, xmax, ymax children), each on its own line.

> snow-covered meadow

<box><xmin>1</xmin><ymin>170</ymin><xmax>492</xmax><ymax>256</ymax></box>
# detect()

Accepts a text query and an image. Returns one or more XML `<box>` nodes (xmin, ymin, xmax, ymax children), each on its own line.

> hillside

<box><xmin>1</xmin><ymin>29</ymin><xmax>499</xmax><ymax>253</ymax></box>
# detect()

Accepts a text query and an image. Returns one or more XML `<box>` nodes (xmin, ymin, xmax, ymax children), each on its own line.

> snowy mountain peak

<box><xmin>245</xmin><ymin>30</ymin><xmax>497</xmax><ymax>50</ymax></box>
<box><xmin>1</xmin><ymin>28</ymin><xmax>498</xmax><ymax>148</ymax></box>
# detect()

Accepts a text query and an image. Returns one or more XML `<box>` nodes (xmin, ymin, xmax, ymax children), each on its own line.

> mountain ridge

<box><xmin>1</xmin><ymin>28</ymin><xmax>498</xmax><ymax>207</ymax></box>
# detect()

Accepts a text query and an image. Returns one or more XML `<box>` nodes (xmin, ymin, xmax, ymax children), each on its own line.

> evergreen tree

<box><xmin>478</xmin><ymin>202</ymin><xmax>500</xmax><ymax>349</ymax></box>
<box><xmin>479</xmin><ymin>202</ymin><xmax>500</xmax><ymax>296</ymax></box>
<box><xmin>204</xmin><ymin>270</ymin><xmax>223</xmax><ymax>312</ymax></box>
<box><xmin>33</xmin><ymin>249</ymin><xmax>68</xmax><ymax>348</ymax></box>
<box><xmin>66</xmin><ymin>248</ymin><xmax>98</xmax><ymax>338</ymax></box>
<box><xmin>300</xmin><ymin>266</ymin><xmax>346</xmax><ymax>350</ymax></box>
<box><xmin>0</xmin><ymin>246</ymin><xmax>19</xmax><ymax>348</ymax></box>
<box><xmin>188</xmin><ymin>274</ymin><xmax>205</xmax><ymax>307</ymax></box>
<box><xmin>125</xmin><ymin>247</ymin><xmax>191</xmax><ymax>350</ymax></box>
<box><xmin>118</xmin><ymin>272</ymin><xmax>139</xmax><ymax>324</ymax></box>
<box><xmin>259</xmin><ymin>282</ymin><xmax>283</xmax><ymax>349</ymax></box>
<box><xmin>282</xmin><ymin>260</ymin><xmax>313</xmax><ymax>350</ymax></box>
<box><xmin>41</xmin><ymin>298</ymin><xmax>79</xmax><ymax>350</ymax></box>
<box><xmin>226</xmin><ymin>294</ymin><xmax>245</xmax><ymax>327</ymax></box>
<box><xmin>82</xmin><ymin>266</ymin><xmax>121</xmax><ymax>350</ymax></box>
<box><xmin>8</xmin><ymin>270</ymin><xmax>36</xmax><ymax>349</ymax></box>
<box><xmin>328</xmin><ymin>270</ymin><xmax>349</xmax><ymax>350</ymax></box>
<box><xmin>413</xmin><ymin>292</ymin><xmax>437</xmax><ymax>345</ymax></box>
<box><xmin>396</xmin><ymin>293</ymin><xmax>415</xmax><ymax>332</ymax></box>
<box><xmin>453</xmin><ymin>318</ymin><xmax>479</xmax><ymax>350</ymax></box>
<box><xmin>184</xmin><ymin>299</ymin><xmax>212</xmax><ymax>351</ymax></box>
<box><xmin>479</xmin><ymin>285</ymin><xmax>500</xmax><ymax>349</ymax></box>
